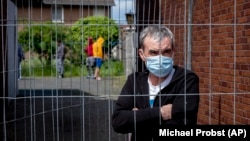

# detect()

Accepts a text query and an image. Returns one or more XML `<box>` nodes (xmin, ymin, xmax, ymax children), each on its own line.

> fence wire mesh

<box><xmin>0</xmin><ymin>0</ymin><xmax>250</xmax><ymax>141</ymax></box>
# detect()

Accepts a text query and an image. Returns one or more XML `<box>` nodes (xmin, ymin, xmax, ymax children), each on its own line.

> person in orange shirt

<box><xmin>93</xmin><ymin>37</ymin><xmax>105</xmax><ymax>80</ymax></box>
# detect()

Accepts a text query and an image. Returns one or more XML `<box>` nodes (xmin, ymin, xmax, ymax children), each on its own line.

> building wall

<box><xmin>161</xmin><ymin>0</ymin><xmax>250</xmax><ymax>124</ymax></box>
<box><xmin>7</xmin><ymin>0</ymin><xmax>18</xmax><ymax>99</ymax></box>
<box><xmin>63</xmin><ymin>6</ymin><xmax>93</xmax><ymax>23</ymax></box>
<box><xmin>0</xmin><ymin>0</ymin><xmax>7</xmax><ymax>124</ymax></box>
<box><xmin>17</xmin><ymin>5</ymin><xmax>51</xmax><ymax>22</ymax></box>
<box><xmin>17</xmin><ymin>5</ymin><xmax>108</xmax><ymax>24</ymax></box>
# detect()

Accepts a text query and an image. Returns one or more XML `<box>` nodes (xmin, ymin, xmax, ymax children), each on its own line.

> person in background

<box><xmin>112</xmin><ymin>25</ymin><xmax>200</xmax><ymax>141</ymax></box>
<box><xmin>85</xmin><ymin>37</ymin><xmax>95</xmax><ymax>79</ymax></box>
<box><xmin>93</xmin><ymin>37</ymin><xmax>105</xmax><ymax>80</ymax></box>
<box><xmin>56</xmin><ymin>39</ymin><xmax>65</xmax><ymax>78</ymax></box>
<box><xmin>18</xmin><ymin>43</ymin><xmax>25</xmax><ymax>80</ymax></box>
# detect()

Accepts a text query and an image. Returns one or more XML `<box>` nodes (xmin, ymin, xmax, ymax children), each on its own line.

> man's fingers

<box><xmin>132</xmin><ymin>107</ymin><xmax>138</xmax><ymax>111</ymax></box>
<box><xmin>161</xmin><ymin>104</ymin><xmax>172</xmax><ymax>120</ymax></box>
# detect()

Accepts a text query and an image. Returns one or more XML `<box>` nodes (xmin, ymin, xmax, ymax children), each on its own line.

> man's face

<box><xmin>139</xmin><ymin>36</ymin><xmax>173</xmax><ymax>62</ymax></box>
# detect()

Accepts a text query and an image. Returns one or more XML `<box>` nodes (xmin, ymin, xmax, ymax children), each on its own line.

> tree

<box><xmin>18</xmin><ymin>21</ymin><xmax>68</xmax><ymax>65</ymax></box>
<box><xmin>67</xmin><ymin>16</ymin><xmax>119</xmax><ymax>64</ymax></box>
<box><xmin>18</xmin><ymin>17</ymin><xmax>119</xmax><ymax>66</ymax></box>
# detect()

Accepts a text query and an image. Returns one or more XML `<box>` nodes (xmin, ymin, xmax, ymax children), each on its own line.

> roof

<box><xmin>43</xmin><ymin>0</ymin><xmax>115</xmax><ymax>6</ymax></box>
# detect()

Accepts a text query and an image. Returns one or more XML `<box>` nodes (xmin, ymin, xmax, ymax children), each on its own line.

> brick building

<box><xmin>150</xmin><ymin>0</ymin><xmax>250</xmax><ymax>124</ymax></box>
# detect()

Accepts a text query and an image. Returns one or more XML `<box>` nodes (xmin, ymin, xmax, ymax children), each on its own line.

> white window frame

<box><xmin>52</xmin><ymin>5</ymin><xmax>64</xmax><ymax>23</ymax></box>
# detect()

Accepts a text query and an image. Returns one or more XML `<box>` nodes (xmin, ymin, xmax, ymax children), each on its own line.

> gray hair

<box><xmin>139</xmin><ymin>25</ymin><xmax>175</xmax><ymax>49</ymax></box>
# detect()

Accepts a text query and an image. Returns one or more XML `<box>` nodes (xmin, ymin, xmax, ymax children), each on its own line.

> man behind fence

<box><xmin>112</xmin><ymin>25</ymin><xmax>200</xmax><ymax>141</ymax></box>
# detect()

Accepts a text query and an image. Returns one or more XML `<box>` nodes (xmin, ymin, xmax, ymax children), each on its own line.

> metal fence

<box><xmin>1</xmin><ymin>0</ymin><xmax>250</xmax><ymax>141</ymax></box>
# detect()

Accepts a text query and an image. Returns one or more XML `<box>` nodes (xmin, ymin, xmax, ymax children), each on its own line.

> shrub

<box><xmin>18</xmin><ymin>21</ymin><xmax>69</xmax><ymax>65</ymax></box>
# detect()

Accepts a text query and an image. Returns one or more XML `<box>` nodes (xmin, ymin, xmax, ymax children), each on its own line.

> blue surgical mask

<box><xmin>145</xmin><ymin>55</ymin><xmax>173</xmax><ymax>77</ymax></box>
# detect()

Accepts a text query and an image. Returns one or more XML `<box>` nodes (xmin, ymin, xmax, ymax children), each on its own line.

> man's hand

<box><xmin>160</xmin><ymin>104</ymin><xmax>172</xmax><ymax>120</ymax></box>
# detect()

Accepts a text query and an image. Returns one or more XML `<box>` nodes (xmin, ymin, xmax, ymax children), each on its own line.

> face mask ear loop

<box><xmin>171</xmin><ymin>52</ymin><xmax>175</xmax><ymax>59</ymax></box>
<box><xmin>171</xmin><ymin>52</ymin><xmax>175</xmax><ymax>66</ymax></box>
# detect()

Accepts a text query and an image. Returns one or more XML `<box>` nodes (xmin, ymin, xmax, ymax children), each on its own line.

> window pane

<box><xmin>52</xmin><ymin>6</ymin><xmax>63</xmax><ymax>22</ymax></box>
<box><xmin>93</xmin><ymin>7</ymin><xmax>105</xmax><ymax>16</ymax></box>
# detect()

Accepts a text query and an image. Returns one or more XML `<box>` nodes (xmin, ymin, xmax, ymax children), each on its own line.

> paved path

<box><xmin>8</xmin><ymin>76</ymin><xmax>128</xmax><ymax>141</ymax></box>
<box><xmin>18</xmin><ymin>76</ymin><xmax>125</xmax><ymax>99</ymax></box>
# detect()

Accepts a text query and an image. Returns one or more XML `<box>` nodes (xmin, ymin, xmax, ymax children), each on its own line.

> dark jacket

<box><xmin>18</xmin><ymin>44</ymin><xmax>25</xmax><ymax>63</ymax></box>
<box><xmin>112</xmin><ymin>65</ymin><xmax>200</xmax><ymax>141</ymax></box>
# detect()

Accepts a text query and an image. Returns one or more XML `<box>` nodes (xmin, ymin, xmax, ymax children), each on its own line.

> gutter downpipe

<box><xmin>187</xmin><ymin>0</ymin><xmax>194</xmax><ymax>70</ymax></box>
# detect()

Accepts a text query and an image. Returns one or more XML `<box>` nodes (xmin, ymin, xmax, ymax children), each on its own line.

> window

<box><xmin>93</xmin><ymin>6</ymin><xmax>105</xmax><ymax>16</ymax></box>
<box><xmin>52</xmin><ymin>5</ymin><xmax>64</xmax><ymax>23</ymax></box>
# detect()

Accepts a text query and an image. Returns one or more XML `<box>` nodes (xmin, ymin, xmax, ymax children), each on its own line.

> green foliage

<box><xmin>18</xmin><ymin>17</ymin><xmax>120</xmax><ymax>76</ymax></box>
<box><xmin>101</xmin><ymin>60</ymin><xmax>124</xmax><ymax>76</ymax></box>
<box><xmin>18</xmin><ymin>21</ymin><xmax>69</xmax><ymax>65</ymax></box>
<box><xmin>21</xmin><ymin>58</ymin><xmax>124</xmax><ymax>77</ymax></box>
<box><xmin>67</xmin><ymin>16</ymin><xmax>119</xmax><ymax>64</ymax></box>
